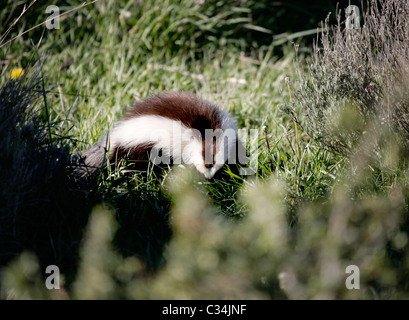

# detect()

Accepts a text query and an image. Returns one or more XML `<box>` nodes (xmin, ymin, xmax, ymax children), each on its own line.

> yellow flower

<box><xmin>9</xmin><ymin>68</ymin><xmax>25</xmax><ymax>79</ymax></box>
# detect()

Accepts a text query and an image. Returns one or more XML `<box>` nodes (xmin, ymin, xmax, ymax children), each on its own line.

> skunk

<box><xmin>79</xmin><ymin>92</ymin><xmax>247</xmax><ymax>179</ymax></box>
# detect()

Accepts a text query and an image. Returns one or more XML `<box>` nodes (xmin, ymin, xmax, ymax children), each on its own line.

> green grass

<box><xmin>1</xmin><ymin>0</ymin><xmax>408</xmax><ymax>299</ymax></box>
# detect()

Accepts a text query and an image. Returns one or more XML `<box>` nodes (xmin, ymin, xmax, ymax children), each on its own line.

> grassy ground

<box><xmin>1</xmin><ymin>0</ymin><xmax>408</xmax><ymax>299</ymax></box>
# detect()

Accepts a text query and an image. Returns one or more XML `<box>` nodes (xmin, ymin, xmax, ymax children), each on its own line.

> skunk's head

<box><xmin>187</xmin><ymin>113</ymin><xmax>238</xmax><ymax>179</ymax></box>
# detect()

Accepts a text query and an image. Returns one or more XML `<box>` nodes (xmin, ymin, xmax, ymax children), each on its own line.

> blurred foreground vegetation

<box><xmin>0</xmin><ymin>0</ymin><xmax>409</xmax><ymax>299</ymax></box>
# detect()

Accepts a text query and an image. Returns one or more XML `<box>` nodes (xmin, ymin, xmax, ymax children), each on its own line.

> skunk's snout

<box><xmin>204</xmin><ymin>163</ymin><xmax>213</xmax><ymax>168</ymax></box>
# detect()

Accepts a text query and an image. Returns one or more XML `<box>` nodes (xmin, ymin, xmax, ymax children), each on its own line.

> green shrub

<box><xmin>2</xmin><ymin>166</ymin><xmax>409</xmax><ymax>299</ymax></box>
<box><xmin>286</xmin><ymin>0</ymin><xmax>409</xmax><ymax>157</ymax></box>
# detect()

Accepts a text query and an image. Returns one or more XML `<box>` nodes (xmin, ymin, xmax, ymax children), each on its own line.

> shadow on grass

<box><xmin>0</xmin><ymin>62</ymin><xmax>173</xmax><ymax>287</ymax></box>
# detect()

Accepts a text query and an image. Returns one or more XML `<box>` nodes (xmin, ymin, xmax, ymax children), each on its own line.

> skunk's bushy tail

<box><xmin>76</xmin><ymin>136</ymin><xmax>109</xmax><ymax>177</ymax></box>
